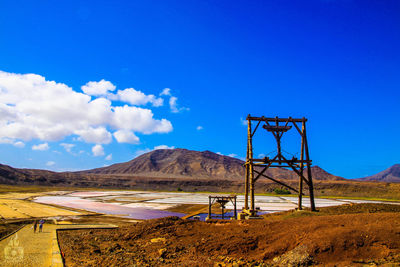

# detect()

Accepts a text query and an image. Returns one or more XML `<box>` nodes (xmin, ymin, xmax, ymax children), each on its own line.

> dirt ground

<box><xmin>0</xmin><ymin>222</ymin><xmax>24</xmax><ymax>239</ymax></box>
<box><xmin>58</xmin><ymin>203</ymin><xmax>400</xmax><ymax>266</ymax></box>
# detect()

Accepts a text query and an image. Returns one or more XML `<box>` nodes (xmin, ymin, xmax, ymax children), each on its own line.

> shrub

<box><xmin>274</xmin><ymin>187</ymin><xmax>291</xmax><ymax>195</ymax></box>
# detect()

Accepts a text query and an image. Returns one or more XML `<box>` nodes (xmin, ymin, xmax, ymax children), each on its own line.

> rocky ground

<box><xmin>58</xmin><ymin>203</ymin><xmax>400</xmax><ymax>266</ymax></box>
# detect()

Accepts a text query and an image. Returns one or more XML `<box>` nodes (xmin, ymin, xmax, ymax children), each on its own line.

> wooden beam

<box><xmin>251</xmin><ymin>120</ymin><xmax>261</xmax><ymax>137</ymax></box>
<box><xmin>251</xmin><ymin>158</ymin><xmax>312</xmax><ymax>163</ymax></box>
<box><xmin>303</xmin><ymin>124</ymin><xmax>316</xmax><ymax>211</ymax></box>
<box><xmin>253</xmin><ymin>155</ymin><xmax>278</xmax><ymax>182</ymax></box>
<box><xmin>298</xmin><ymin>120</ymin><xmax>306</xmax><ymax>210</ymax></box>
<box><xmin>292</xmin><ymin>121</ymin><xmax>303</xmax><ymax>136</ymax></box>
<box><xmin>252</xmin><ymin>169</ymin><xmax>300</xmax><ymax>194</ymax></box>
<box><xmin>247</xmin><ymin>116</ymin><xmax>306</xmax><ymax>123</ymax></box>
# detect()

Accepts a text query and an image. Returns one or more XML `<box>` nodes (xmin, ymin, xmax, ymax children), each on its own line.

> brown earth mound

<box><xmin>358</xmin><ymin>164</ymin><xmax>400</xmax><ymax>183</ymax></box>
<box><xmin>58</xmin><ymin>203</ymin><xmax>400</xmax><ymax>266</ymax></box>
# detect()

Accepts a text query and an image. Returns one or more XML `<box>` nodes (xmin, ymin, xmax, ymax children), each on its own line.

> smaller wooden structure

<box><xmin>206</xmin><ymin>195</ymin><xmax>237</xmax><ymax>220</ymax></box>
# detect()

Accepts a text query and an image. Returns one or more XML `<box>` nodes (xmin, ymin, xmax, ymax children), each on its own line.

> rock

<box><xmin>151</xmin><ymin>237</ymin><xmax>166</xmax><ymax>243</ymax></box>
<box><xmin>272</xmin><ymin>245</ymin><xmax>313</xmax><ymax>266</ymax></box>
<box><xmin>159</xmin><ymin>248</ymin><xmax>167</xmax><ymax>258</ymax></box>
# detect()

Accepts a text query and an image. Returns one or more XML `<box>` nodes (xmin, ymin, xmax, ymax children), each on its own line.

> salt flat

<box><xmin>1</xmin><ymin>190</ymin><xmax>398</xmax><ymax>220</ymax></box>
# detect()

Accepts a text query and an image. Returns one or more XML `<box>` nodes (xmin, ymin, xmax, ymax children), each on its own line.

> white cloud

<box><xmin>160</xmin><ymin>88</ymin><xmax>171</xmax><ymax>96</ymax></box>
<box><xmin>92</xmin><ymin>144</ymin><xmax>104</xmax><ymax>156</ymax></box>
<box><xmin>0</xmin><ymin>71</ymin><xmax>172</xmax><ymax>145</ymax></box>
<box><xmin>159</xmin><ymin>88</ymin><xmax>189</xmax><ymax>113</ymax></box>
<box><xmin>46</xmin><ymin>161</ymin><xmax>55</xmax><ymax>166</ymax></box>
<box><xmin>105</xmin><ymin>154</ymin><xmax>112</xmax><ymax>161</ymax></box>
<box><xmin>111</xmin><ymin>105</ymin><xmax>172</xmax><ymax>134</ymax></box>
<box><xmin>113</xmin><ymin>130</ymin><xmax>140</xmax><ymax>144</ymax></box>
<box><xmin>0</xmin><ymin>138</ymin><xmax>14</xmax><ymax>144</ymax></box>
<box><xmin>32</xmin><ymin>143</ymin><xmax>49</xmax><ymax>151</ymax></box>
<box><xmin>81</xmin><ymin>79</ymin><xmax>116</xmax><ymax>96</ymax></box>
<box><xmin>75</xmin><ymin>127</ymin><xmax>112</xmax><ymax>144</ymax></box>
<box><xmin>169</xmin><ymin>96</ymin><xmax>189</xmax><ymax>113</ymax></box>
<box><xmin>196</xmin><ymin>126</ymin><xmax>203</xmax><ymax>130</ymax></box>
<box><xmin>0</xmin><ymin>138</ymin><xmax>25</xmax><ymax>148</ymax></box>
<box><xmin>154</xmin><ymin>145</ymin><xmax>175</xmax><ymax>150</ymax></box>
<box><xmin>13</xmin><ymin>141</ymin><xmax>25</xmax><ymax>148</ymax></box>
<box><xmin>240</xmin><ymin>117</ymin><xmax>248</xmax><ymax>126</ymax></box>
<box><xmin>60</xmin><ymin>143</ymin><xmax>75</xmax><ymax>153</ymax></box>
<box><xmin>114</xmin><ymin>88</ymin><xmax>163</xmax><ymax>107</ymax></box>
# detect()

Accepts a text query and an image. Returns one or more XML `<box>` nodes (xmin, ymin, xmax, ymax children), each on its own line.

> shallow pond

<box><xmin>34</xmin><ymin>195</ymin><xmax>185</xmax><ymax>220</ymax></box>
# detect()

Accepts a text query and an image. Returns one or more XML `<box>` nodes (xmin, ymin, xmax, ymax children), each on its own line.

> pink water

<box><xmin>34</xmin><ymin>196</ymin><xmax>185</xmax><ymax>220</ymax></box>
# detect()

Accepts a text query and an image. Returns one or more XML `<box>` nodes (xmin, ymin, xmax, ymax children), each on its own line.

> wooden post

<box><xmin>234</xmin><ymin>196</ymin><xmax>237</xmax><ymax>219</ymax></box>
<box><xmin>244</xmin><ymin>116</ymin><xmax>251</xmax><ymax>211</ymax></box>
<box><xmin>209</xmin><ymin>196</ymin><xmax>212</xmax><ymax>219</ymax></box>
<box><xmin>248</xmin><ymin>119</ymin><xmax>255</xmax><ymax>215</ymax></box>
<box><xmin>303</xmin><ymin>125</ymin><xmax>316</xmax><ymax>211</ymax></box>
<box><xmin>298</xmin><ymin>119</ymin><xmax>305</xmax><ymax>210</ymax></box>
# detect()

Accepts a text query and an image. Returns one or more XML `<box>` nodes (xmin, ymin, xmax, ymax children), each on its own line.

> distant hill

<box><xmin>308</xmin><ymin>166</ymin><xmax>345</xmax><ymax>181</ymax></box>
<box><xmin>357</xmin><ymin>164</ymin><xmax>400</xmax><ymax>183</ymax></box>
<box><xmin>0</xmin><ymin>149</ymin><xmax>345</xmax><ymax>185</ymax></box>
<box><xmin>0</xmin><ymin>163</ymin><xmax>64</xmax><ymax>185</ymax></box>
<box><xmin>2</xmin><ymin>150</ymin><xmax>400</xmax><ymax>199</ymax></box>
<box><xmin>80</xmin><ymin>149</ymin><xmax>245</xmax><ymax>179</ymax></box>
<box><xmin>80</xmin><ymin>148</ymin><xmax>344</xmax><ymax>181</ymax></box>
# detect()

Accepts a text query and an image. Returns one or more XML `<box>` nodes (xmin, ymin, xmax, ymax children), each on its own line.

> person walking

<box><xmin>39</xmin><ymin>219</ymin><xmax>44</xmax><ymax>233</ymax></box>
<box><xmin>33</xmin><ymin>220</ymin><xmax>38</xmax><ymax>233</ymax></box>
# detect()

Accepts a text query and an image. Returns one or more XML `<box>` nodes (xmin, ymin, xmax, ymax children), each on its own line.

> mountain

<box><xmin>0</xmin><ymin>149</ymin><xmax>346</xmax><ymax>185</ymax></box>
<box><xmin>308</xmin><ymin>166</ymin><xmax>344</xmax><ymax>181</ymax></box>
<box><xmin>358</xmin><ymin>164</ymin><xmax>400</xmax><ymax>183</ymax></box>
<box><xmin>0</xmin><ymin>164</ymin><xmax>32</xmax><ymax>184</ymax></box>
<box><xmin>3</xmin><ymin>149</ymin><xmax>400</xmax><ymax>200</ymax></box>
<box><xmin>0</xmin><ymin>163</ymin><xmax>65</xmax><ymax>185</ymax></box>
<box><xmin>80</xmin><ymin>149</ymin><xmax>245</xmax><ymax>179</ymax></box>
<box><xmin>80</xmin><ymin>148</ymin><xmax>344</xmax><ymax>181</ymax></box>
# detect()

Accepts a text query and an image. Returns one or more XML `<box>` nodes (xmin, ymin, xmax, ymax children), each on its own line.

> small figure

<box><xmin>38</xmin><ymin>219</ymin><xmax>45</xmax><ymax>233</ymax></box>
<box><xmin>33</xmin><ymin>220</ymin><xmax>38</xmax><ymax>233</ymax></box>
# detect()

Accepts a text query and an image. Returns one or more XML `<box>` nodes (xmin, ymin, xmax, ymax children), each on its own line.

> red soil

<box><xmin>58</xmin><ymin>204</ymin><xmax>400</xmax><ymax>266</ymax></box>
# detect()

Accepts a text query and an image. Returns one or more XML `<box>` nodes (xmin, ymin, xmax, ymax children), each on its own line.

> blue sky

<box><xmin>0</xmin><ymin>0</ymin><xmax>399</xmax><ymax>178</ymax></box>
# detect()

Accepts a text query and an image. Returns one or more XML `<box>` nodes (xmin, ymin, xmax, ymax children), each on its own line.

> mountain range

<box><xmin>81</xmin><ymin>148</ymin><xmax>345</xmax><ymax>181</ymax></box>
<box><xmin>0</xmin><ymin>149</ymin><xmax>399</xmax><ymax>191</ymax></box>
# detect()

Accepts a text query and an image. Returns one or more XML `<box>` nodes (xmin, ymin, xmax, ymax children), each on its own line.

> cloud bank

<box><xmin>0</xmin><ymin>71</ymin><xmax>173</xmax><ymax>145</ymax></box>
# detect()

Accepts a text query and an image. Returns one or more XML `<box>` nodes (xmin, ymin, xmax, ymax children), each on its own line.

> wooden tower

<box><xmin>241</xmin><ymin>115</ymin><xmax>316</xmax><ymax>218</ymax></box>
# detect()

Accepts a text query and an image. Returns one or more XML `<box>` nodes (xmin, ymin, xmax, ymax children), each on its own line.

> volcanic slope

<box><xmin>80</xmin><ymin>149</ymin><xmax>344</xmax><ymax>181</ymax></box>
<box><xmin>358</xmin><ymin>164</ymin><xmax>400</xmax><ymax>183</ymax></box>
<box><xmin>81</xmin><ymin>149</ymin><xmax>245</xmax><ymax>179</ymax></box>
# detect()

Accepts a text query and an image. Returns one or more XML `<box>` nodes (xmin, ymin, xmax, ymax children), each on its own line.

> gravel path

<box><xmin>0</xmin><ymin>222</ymin><xmax>117</xmax><ymax>267</ymax></box>
<box><xmin>0</xmin><ymin>224</ymin><xmax>52</xmax><ymax>267</ymax></box>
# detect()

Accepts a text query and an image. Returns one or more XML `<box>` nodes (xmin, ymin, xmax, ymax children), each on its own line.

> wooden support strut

<box><xmin>298</xmin><ymin>119</ymin><xmax>305</xmax><ymax>210</ymax></box>
<box><xmin>303</xmin><ymin>125</ymin><xmax>316</xmax><ymax>211</ymax></box>
<box><xmin>252</xmin><ymin>169</ymin><xmax>300</xmax><ymax>194</ymax></box>
<box><xmin>253</xmin><ymin>155</ymin><xmax>279</xmax><ymax>182</ymax></box>
<box><xmin>247</xmin><ymin>116</ymin><xmax>307</xmax><ymax>123</ymax></box>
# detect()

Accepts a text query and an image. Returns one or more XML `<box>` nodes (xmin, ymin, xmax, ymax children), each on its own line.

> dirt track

<box><xmin>59</xmin><ymin>203</ymin><xmax>400</xmax><ymax>266</ymax></box>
